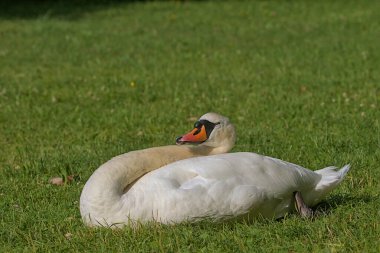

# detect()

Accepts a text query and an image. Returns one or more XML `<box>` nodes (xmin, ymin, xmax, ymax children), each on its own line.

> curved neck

<box><xmin>80</xmin><ymin>144</ymin><xmax>218</xmax><ymax>226</ymax></box>
<box><xmin>111</xmin><ymin>144</ymin><xmax>216</xmax><ymax>187</ymax></box>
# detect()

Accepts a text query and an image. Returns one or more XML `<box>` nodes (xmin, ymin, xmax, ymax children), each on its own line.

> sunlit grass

<box><xmin>0</xmin><ymin>0</ymin><xmax>379</xmax><ymax>252</ymax></box>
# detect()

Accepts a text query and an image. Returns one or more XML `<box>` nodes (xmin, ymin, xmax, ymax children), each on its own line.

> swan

<box><xmin>80</xmin><ymin>112</ymin><xmax>350</xmax><ymax>227</ymax></box>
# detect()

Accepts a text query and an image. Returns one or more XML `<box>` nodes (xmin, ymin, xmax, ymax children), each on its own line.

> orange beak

<box><xmin>176</xmin><ymin>125</ymin><xmax>208</xmax><ymax>145</ymax></box>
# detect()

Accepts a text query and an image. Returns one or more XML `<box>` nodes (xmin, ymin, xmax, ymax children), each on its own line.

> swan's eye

<box><xmin>192</xmin><ymin>122</ymin><xmax>203</xmax><ymax>135</ymax></box>
<box><xmin>194</xmin><ymin>121</ymin><xmax>202</xmax><ymax>129</ymax></box>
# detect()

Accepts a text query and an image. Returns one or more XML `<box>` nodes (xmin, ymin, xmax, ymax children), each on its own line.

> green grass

<box><xmin>1</xmin><ymin>0</ymin><xmax>379</xmax><ymax>252</ymax></box>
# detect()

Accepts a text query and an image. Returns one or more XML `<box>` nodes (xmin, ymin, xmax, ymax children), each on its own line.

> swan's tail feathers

<box><xmin>304</xmin><ymin>164</ymin><xmax>350</xmax><ymax>206</ymax></box>
<box><xmin>315</xmin><ymin>164</ymin><xmax>350</xmax><ymax>191</ymax></box>
<box><xmin>307</xmin><ymin>164</ymin><xmax>350</xmax><ymax>206</ymax></box>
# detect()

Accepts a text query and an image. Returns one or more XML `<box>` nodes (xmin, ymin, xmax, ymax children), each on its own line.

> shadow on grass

<box><xmin>0</xmin><ymin>0</ymin><xmax>144</xmax><ymax>20</ymax></box>
<box><xmin>314</xmin><ymin>192</ymin><xmax>377</xmax><ymax>215</ymax></box>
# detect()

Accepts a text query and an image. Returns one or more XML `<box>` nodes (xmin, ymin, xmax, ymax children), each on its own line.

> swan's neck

<box><xmin>80</xmin><ymin>145</ymin><xmax>215</xmax><ymax>226</ymax></box>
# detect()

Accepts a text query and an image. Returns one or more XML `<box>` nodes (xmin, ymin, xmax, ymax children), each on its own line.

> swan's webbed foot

<box><xmin>294</xmin><ymin>191</ymin><xmax>314</xmax><ymax>218</ymax></box>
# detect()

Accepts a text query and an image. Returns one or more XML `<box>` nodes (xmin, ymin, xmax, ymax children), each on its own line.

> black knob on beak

<box><xmin>176</xmin><ymin>136</ymin><xmax>184</xmax><ymax>145</ymax></box>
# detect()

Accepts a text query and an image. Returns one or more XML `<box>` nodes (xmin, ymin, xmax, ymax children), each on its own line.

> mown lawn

<box><xmin>0</xmin><ymin>0</ymin><xmax>379</xmax><ymax>252</ymax></box>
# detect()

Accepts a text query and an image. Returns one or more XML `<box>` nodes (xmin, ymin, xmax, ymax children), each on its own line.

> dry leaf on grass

<box><xmin>49</xmin><ymin>177</ymin><xmax>64</xmax><ymax>186</ymax></box>
<box><xmin>64</xmin><ymin>232</ymin><xmax>73</xmax><ymax>240</ymax></box>
<box><xmin>49</xmin><ymin>175</ymin><xmax>76</xmax><ymax>186</ymax></box>
<box><xmin>66</xmin><ymin>175</ymin><xmax>74</xmax><ymax>183</ymax></box>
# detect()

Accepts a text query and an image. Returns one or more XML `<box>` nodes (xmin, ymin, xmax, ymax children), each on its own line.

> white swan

<box><xmin>80</xmin><ymin>112</ymin><xmax>349</xmax><ymax>227</ymax></box>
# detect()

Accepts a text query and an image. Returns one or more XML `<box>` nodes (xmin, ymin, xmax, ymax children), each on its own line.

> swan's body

<box><xmin>80</xmin><ymin>113</ymin><xmax>349</xmax><ymax>227</ymax></box>
<box><xmin>119</xmin><ymin>153</ymin><xmax>349</xmax><ymax>224</ymax></box>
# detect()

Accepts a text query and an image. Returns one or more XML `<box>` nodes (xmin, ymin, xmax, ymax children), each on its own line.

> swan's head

<box><xmin>176</xmin><ymin>112</ymin><xmax>236</xmax><ymax>154</ymax></box>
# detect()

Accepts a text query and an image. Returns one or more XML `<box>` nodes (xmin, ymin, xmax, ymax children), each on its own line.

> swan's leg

<box><xmin>294</xmin><ymin>191</ymin><xmax>313</xmax><ymax>218</ymax></box>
